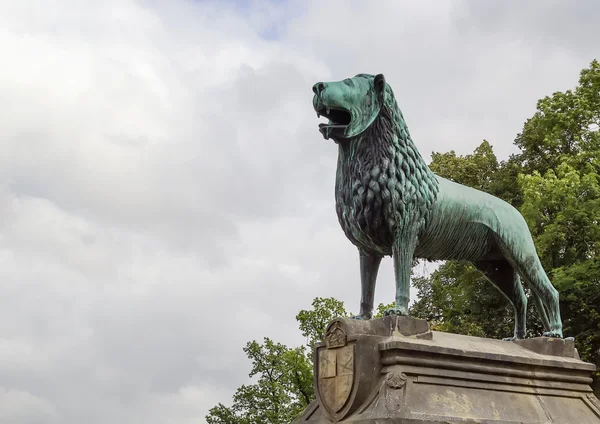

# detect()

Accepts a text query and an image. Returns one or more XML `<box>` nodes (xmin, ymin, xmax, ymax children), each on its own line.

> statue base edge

<box><xmin>292</xmin><ymin>317</ymin><xmax>600</xmax><ymax>423</ymax></box>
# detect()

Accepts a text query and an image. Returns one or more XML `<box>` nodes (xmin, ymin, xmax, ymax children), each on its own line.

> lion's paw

<box><xmin>383</xmin><ymin>308</ymin><xmax>408</xmax><ymax>317</ymax></box>
<box><xmin>503</xmin><ymin>333</ymin><xmax>526</xmax><ymax>341</ymax></box>
<box><xmin>543</xmin><ymin>331</ymin><xmax>563</xmax><ymax>338</ymax></box>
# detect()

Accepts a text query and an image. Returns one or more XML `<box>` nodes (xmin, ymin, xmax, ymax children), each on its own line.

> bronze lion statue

<box><xmin>311</xmin><ymin>73</ymin><xmax>563</xmax><ymax>340</ymax></box>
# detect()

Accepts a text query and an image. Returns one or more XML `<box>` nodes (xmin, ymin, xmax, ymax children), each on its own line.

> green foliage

<box><xmin>514</xmin><ymin>61</ymin><xmax>600</xmax><ymax>382</ymax></box>
<box><xmin>296</xmin><ymin>297</ymin><xmax>348</xmax><ymax>349</ymax></box>
<box><xmin>206</xmin><ymin>338</ymin><xmax>309</xmax><ymax>424</ymax></box>
<box><xmin>429</xmin><ymin>140</ymin><xmax>499</xmax><ymax>194</ymax></box>
<box><xmin>519</xmin><ymin>162</ymin><xmax>600</xmax><ymax>269</ymax></box>
<box><xmin>374</xmin><ymin>302</ymin><xmax>395</xmax><ymax>318</ymax></box>
<box><xmin>206</xmin><ymin>403</ymin><xmax>243</xmax><ymax>424</ymax></box>
<box><xmin>410</xmin><ymin>262</ymin><xmax>544</xmax><ymax>339</ymax></box>
<box><xmin>514</xmin><ymin>59</ymin><xmax>600</xmax><ymax>176</ymax></box>
<box><xmin>518</xmin><ymin>159</ymin><xmax>600</xmax><ymax>383</ymax></box>
<box><xmin>206</xmin><ymin>298</ymin><xmax>348</xmax><ymax>424</ymax></box>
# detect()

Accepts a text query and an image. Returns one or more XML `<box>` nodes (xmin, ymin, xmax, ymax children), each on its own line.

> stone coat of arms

<box><xmin>317</xmin><ymin>321</ymin><xmax>355</xmax><ymax>415</ymax></box>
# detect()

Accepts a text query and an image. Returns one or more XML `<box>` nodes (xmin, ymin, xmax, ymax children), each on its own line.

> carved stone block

<box><xmin>293</xmin><ymin>317</ymin><xmax>599</xmax><ymax>423</ymax></box>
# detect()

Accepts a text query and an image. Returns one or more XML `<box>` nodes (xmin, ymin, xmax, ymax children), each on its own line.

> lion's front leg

<box><xmin>385</xmin><ymin>232</ymin><xmax>417</xmax><ymax>317</ymax></box>
<box><xmin>351</xmin><ymin>249</ymin><xmax>383</xmax><ymax>320</ymax></box>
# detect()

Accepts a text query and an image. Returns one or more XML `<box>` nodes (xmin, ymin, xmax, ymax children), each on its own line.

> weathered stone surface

<box><xmin>323</xmin><ymin>315</ymin><xmax>432</xmax><ymax>340</ymax></box>
<box><xmin>293</xmin><ymin>317</ymin><xmax>599</xmax><ymax>423</ymax></box>
<box><xmin>318</xmin><ymin>342</ymin><xmax>354</xmax><ymax>413</ymax></box>
<box><xmin>514</xmin><ymin>336</ymin><xmax>576</xmax><ymax>358</ymax></box>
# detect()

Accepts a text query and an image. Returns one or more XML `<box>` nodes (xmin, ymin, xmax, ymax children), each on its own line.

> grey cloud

<box><xmin>1</xmin><ymin>1</ymin><xmax>600</xmax><ymax>423</ymax></box>
<box><xmin>0</xmin><ymin>388</ymin><xmax>59</xmax><ymax>424</ymax></box>
<box><xmin>0</xmin><ymin>26</ymin><xmax>312</xmax><ymax>267</ymax></box>
<box><xmin>284</xmin><ymin>0</ymin><xmax>600</xmax><ymax>159</ymax></box>
<box><xmin>459</xmin><ymin>0</ymin><xmax>600</xmax><ymax>52</ymax></box>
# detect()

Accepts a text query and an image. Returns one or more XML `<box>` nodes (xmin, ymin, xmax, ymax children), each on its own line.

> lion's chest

<box><xmin>335</xmin><ymin>157</ymin><xmax>396</xmax><ymax>255</ymax></box>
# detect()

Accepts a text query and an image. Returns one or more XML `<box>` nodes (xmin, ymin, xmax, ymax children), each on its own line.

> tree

<box><xmin>429</xmin><ymin>140</ymin><xmax>500</xmax><ymax>194</ymax></box>
<box><xmin>514</xmin><ymin>59</ymin><xmax>600</xmax><ymax>177</ymax></box>
<box><xmin>206</xmin><ymin>338</ymin><xmax>308</xmax><ymax>424</ymax></box>
<box><xmin>413</xmin><ymin>59</ymin><xmax>600</xmax><ymax>395</ymax></box>
<box><xmin>519</xmin><ymin>160</ymin><xmax>600</xmax><ymax>388</ymax></box>
<box><xmin>206</xmin><ymin>297</ymin><xmax>348</xmax><ymax>424</ymax></box>
<box><xmin>519</xmin><ymin>162</ymin><xmax>600</xmax><ymax>269</ymax></box>
<box><xmin>296</xmin><ymin>297</ymin><xmax>348</xmax><ymax>349</ymax></box>
<box><xmin>512</xmin><ymin>61</ymin><xmax>600</xmax><ymax>391</ymax></box>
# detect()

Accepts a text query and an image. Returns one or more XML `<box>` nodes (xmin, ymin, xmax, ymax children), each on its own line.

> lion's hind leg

<box><xmin>495</xmin><ymin>236</ymin><xmax>563</xmax><ymax>338</ymax></box>
<box><xmin>517</xmin><ymin>262</ymin><xmax>563</xmax><ymax>338</ymax></box>
<box><xmin>474</xmin><ymin>260</ymin><xmax>527</xmax><ymax>341</ymax></box>
<box><xmin>531</xmin><ymin>291</ymin><xmax>552</xmax><ymax>333</ymax></box>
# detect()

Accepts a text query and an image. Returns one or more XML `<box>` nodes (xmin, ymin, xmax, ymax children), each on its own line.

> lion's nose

<box><xmin>312</xmin><ymin>82</ymin><xmax>326</xmax><ymax>94</ymax></box>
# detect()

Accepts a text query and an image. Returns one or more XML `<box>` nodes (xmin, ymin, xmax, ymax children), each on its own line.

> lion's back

<box><xmin>415</xmin><ymin>176</ymin><xmax>530</xmax><ymax>261</ymax></box>
<box><xmin>435</xmin><ymin>176</ymin><xmax>524</xmax><ymax>229</ymax></box>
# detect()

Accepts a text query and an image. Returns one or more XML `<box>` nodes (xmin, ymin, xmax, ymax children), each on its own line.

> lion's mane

<box><xmin>334</xmin><ymin>85</ymin><xmax>439</xmax><ymax>255</ymax></box>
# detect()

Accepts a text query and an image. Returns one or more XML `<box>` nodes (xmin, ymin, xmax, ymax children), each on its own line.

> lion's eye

<box><xmin>343</xmin><ymin>78</ymin><xmax>355</xmax><ymax>88</ymax></box>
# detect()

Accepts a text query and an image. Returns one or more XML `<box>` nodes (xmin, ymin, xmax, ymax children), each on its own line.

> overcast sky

<box><xmin>0</xmin><ymin>0</ymin><xmax>598</xmax><ymax>422</ymax></box>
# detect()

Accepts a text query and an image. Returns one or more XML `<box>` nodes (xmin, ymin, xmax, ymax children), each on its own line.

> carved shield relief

<box><xmin>318</xmin><ymin>344</ymin><xmax>355</xmax><ymax>413</ymax></box>
<box><xmin>317</xmin><ymin>321</ymin><xmax>355</xmax><ymax>416</ymax></box>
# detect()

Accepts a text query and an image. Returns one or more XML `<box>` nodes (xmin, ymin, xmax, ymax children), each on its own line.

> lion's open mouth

<box><xmin>316</xmin><ymin>106</ymin><xmax>352</xmax><ymax>126</ymax></box>
<box><xmin>315</xmin><ymin>105</ymin><xmax>352</xmax><ymax>140</ymax></box>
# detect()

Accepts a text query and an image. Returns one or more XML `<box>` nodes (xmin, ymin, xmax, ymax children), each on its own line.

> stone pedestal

<box><xmin>293</xmin><ymin>316</ymin><xmax>600</xmax><ymax>423</ymax></box>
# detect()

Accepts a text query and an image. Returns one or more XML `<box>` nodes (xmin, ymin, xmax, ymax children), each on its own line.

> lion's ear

<box><xmin>374</xmin><ymin>74</ymin><xmax>386</xmax><ymax>94</ymax></box>
<box><xmin>374</xmin><ymin>74</ymin><xmax>386</xmax><ymax>102</ymax></box>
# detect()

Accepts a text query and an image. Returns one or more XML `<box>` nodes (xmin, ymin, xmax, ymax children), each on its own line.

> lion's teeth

<box><xmin>326</xmin><ymin>107</ymin><xmax>330</xmax><ymax>114</ymax></box>
<box><xmin>317</xmin><ymin>112</ymin><xmax>320</xmax><ymax>118</ymax></box>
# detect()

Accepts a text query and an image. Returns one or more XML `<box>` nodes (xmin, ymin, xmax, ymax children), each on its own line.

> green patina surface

<box><xmin>312</xmin><ymin>73</ymin><xmax>563</xmax><ymax>340</ymax></box>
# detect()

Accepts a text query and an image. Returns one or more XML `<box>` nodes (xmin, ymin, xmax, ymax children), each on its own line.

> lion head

<box><xmin>312</xmin><ymin>73</ymin><xmax>389</xmax><ymax>141</ymax></box>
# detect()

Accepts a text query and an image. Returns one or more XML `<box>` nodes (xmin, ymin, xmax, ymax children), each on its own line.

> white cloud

<box><xmin>0</xmin><ymin>0</ymin><xmax>598</xmax><ymax>422</ymax></box>
<box><xmin>0</xmin><ymin>388</ymin><xmax>59</xmax><ymax>424</ymax></box>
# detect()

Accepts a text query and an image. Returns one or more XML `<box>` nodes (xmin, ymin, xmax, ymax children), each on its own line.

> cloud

<box><xmin>0</xmin><ymin>0</ymin><xmax>599</xmax><ymax>422</ymax></box>
<box><xmin>0</xmin><ymin>388</ymin><xmax>59</xmax><ymax>424</ymax></box>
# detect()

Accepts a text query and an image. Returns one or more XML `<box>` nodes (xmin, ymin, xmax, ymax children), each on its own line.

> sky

<box><xmin>0</xmin><ymin>0</ymin><xmax>598</xmax><ymax>422</ymax></box>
